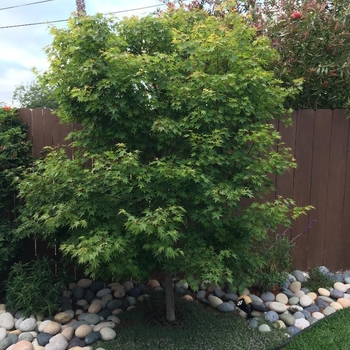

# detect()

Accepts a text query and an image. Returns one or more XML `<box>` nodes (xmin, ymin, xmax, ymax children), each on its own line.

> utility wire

<box><xmin>0</xmin><ymin>3</ymin><xmax>166</xmax><ymax>29</ymax></box>
<box><xmin>0</xmin><ymin>0</ymin><xmax>57</xmax><ymax>11</ymax></box>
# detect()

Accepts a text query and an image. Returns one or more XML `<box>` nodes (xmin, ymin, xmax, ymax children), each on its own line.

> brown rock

<box><xmin>182</xmin><ymin>295</ymin><xmax>193</xmax><ymax>301</ymax></box>
<box><xmin>88</xmin><ymin>301</ymin><xmax>102</xmax><ymax>314</ymax></box>
<box><xmin>43</xmin><ymin>321</ymin><xmax>61</xmax><ymax>335</ymax></box>
<box><xmin>147</xmin><ymin>279</ymin><xmax>160</xmax><ymax>289</ymax></box>
<box><xmin>290</xmin><ymin>281</ymin><xmax>301</xmax><ymax>293</ymax></box>
<box><xmin>113</xmin><ymin>284</ymin><xmax>126</xmax><ymax>298</ymax></box>
<box><xmin>75</xmin><ymin>324</ymin><xmax>93</xmax><ymax>338</ymax></box>
<box><xmin>9</xmin><ymin>340</ymin><xmax>34</xmax><ymax>350</ymax></box>
<box><xmin>337</xmin><ymin>298</ymin><xmax>350</xmax><ymax>308</ymax></box>
<box><xmin>61</xmin><ymin>326</ymin><xmax>74</xmax><ymax>341</ymax></box>
<box><xmin>76</xmin><ymin>279</ymin><xmax>93</xmax><ymax>289</ymax></box>
<box><xmin>54</xmin><ymin>312</ymin><xmax>71</xmax><ymax>324</ymax></box>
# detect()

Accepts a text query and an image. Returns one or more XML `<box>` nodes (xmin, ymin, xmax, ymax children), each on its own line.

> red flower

<box><xmin>291</xmin><ymin>11</ymin><xmax>301</xmax><ymax>20</ymax></box>
<box><xmin>4</xmin><ymin>106</ymin><xmax>11</xmax><ymax>111</ymax></box>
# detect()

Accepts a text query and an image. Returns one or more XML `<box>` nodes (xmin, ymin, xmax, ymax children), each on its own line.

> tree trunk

<box><xmin>165</xmin><ymin>272</ymin><xmax>175</xmax><ymax>321</ymax></box>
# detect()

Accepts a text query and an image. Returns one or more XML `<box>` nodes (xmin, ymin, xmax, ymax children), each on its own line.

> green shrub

<box><xmin>303</xmin><ymin>266</ymin><xmax>336</xmax><ymax>292</ymax></box>
<box><xmin>0</xmin><ymin>106</ymin><xmax>32</xmax><ymax>274</ymax></box>
<box><xmin>5</xmin><ymin>257</ymin><xmax>71</xmax><ymax>317</ymax></box>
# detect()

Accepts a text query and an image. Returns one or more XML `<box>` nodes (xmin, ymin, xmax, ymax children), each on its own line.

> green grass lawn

<box><xmin>280</xmin><ymin>307</ymin><xmax>350</xmax><ymax>350</ymax></box>
<box><xmin>93</xmin><ymin>292</ymin><xmax>350</xmax><ymax>350</ymax></box>
<box><xmin>93</xmin><ymin>292</ymin><xmax>288</xmax><ymax>350</ymax></box>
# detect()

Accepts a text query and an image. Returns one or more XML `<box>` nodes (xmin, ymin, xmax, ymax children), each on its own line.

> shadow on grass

<box><xmin>93</xmin><ymin>291</ymin><xmax>288</xmax><ymax>350</ymax></box>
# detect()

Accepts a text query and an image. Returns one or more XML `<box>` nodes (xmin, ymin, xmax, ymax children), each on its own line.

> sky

<box><xmin>0</xmin><ymin>0</ymin><xmax>165</xmax><ymax>106</ymax></box>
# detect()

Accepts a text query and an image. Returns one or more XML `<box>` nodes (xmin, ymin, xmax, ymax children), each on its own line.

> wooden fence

<box><xmin>18</xmin><ymin>108</ymin><xmax>350</xmax><ymax>272</ymax></box>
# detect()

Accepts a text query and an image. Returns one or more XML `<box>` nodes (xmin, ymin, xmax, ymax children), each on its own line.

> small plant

<box><xmin>250</xmin><ymin>232</ymin><xmax>295</xmax><ymax>293</ymax></box>
<box><xmin>5</xmin><ymin>257</ymin><xmax>71</xmax><ymax>317</ymax></box>
<box><xmin>303</xmin><ymin>266</ymin><xmax>336</xmax><ymax>292</ymax></box>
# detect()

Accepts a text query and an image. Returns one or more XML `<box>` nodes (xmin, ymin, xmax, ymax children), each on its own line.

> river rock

<box><xmin>318</xmin><ymin>288</ymin><xmax>330</xmax><ymax>297</ymax></box>
<box><xmin>281</xmin><ymin>289</ymin><xmax>295</xmax><ymax>298</ymax></box>
<box><xmin>0</xmin><ymin>313</ymin><xmax>14</xmax><ymax>330</ymax></box>
<box><xmin>37</xmin><ymin>333</ymin><xmax>53</xmax><ymax>346</ymax></box>
<box><xmin>330</xmin><ymin>289</ymin><xmax>344</xmax><ymax>299</ymax></box>
<box><xmin>294</xmin><ymin>318</ymin><xmax>310</xmax><ymax>330</ymax></box>
<box><xmin>75</xmin><ymin>324</ymin><xmax>93</xmax><ymax>338</ymax></box>
<box><xmin>292</xmin><ymin>270</ymin><xmax>306</xmax><ymax>283</ymax></box>
<box><xmin>84</xmin><ymin>331</ymin><xmax>101</xmax><ymax>345</ymax></box>
<box><xmin>293</xmin><ymin>311</ymin><xmax>305</xmax><ymax>319</ymax></box>
<box><xmin>0</xmin><ymin>328</ymin><xmax>6</xmax><ymax>342</ymax></box>
<box><xmin>294</xmin><ymin>290</ymin><xmax>305</xmax><ymax>298</ymax></box>
<box><xmin>306</xmin><ymin>292</ymin><xmax>318</xmax><ymax>301</ymax></box>
<box><xmin>93</xmin><ymin>322</ymin><xmax>115</xmax><ymax>332</ymax></box>
<box><xmin>287</xmin><ymin>326</ymin><xmax>301</xmax><ymax>336</ymax></box>
<box><xmin>88</xmin><ymin>302</ymin><xmax>102</xmax><ymax>314</ymax></box>
<box><xmin>96</xmin><ymin>288</ymin><xmax>112</xmax><ymax>298</ymax></box>
<box><xmin>217</xmin><ymin>302</ymin><xmax>234</xmax><ymax>312</ymax></box>
<box><xmin>318</xmin><ymin>266</ymin><xmax>329</xmax><ymax>275</ymax></box>
<box><xmin>72</xmin><ymin>287</ymin><xmax>85</xmax><ymax>300</ymax></box>
<box><xmin>224</xmin><ymin>294</ymin><xmax>238</xmax><ymax>302</ymax></box>
<box><xmin>330</xmin><ymin>302</ymin><xmax>343</xmax><ymax>311</ymax></box>
<box><xmin>312</xmin><ymin>312</ymin><xmax>325</xmax><ymax>320</ymax></box>
<box><xmin>318</xmin><ymin>296</ymin><xmax>334</xmax><ymax>303</ymax></box>
<box><xmin>289</xmin><ymin>297</ymin><xmax>299</xmax><ymax>305</ymax></box>
<box><xmin>261</xmin><ymin>292</ymin><xmax>275</xmax><ymax>302</ymax></box>
<box><xmin>90</xmin><ymin>281</ymin><xmax>106</xmax><ymax>294</ymax></box>
<box><xmin>299</xmin><ymin>295</ymin><xmax>313</xmax><ymax>308</ymax></box>
<box><xmin>100</xmin><ymin>327</ymin><xmax>116</xmax><ymax>341</ymax></box>
<box><xmin>207</xmin><ymin>295</ymin><xmax>223</xmax><ymax>308</ymax></box>
<box><xmin>147</xmin><ymin>280</ymin><xmax>160</xmax><ymax>289</ymax></box>
<box><xmin>82</xmin><ymin>314</ymin><xmax>100</xmax><ymax>325</ymax></box>
<box><xmin>67</xmin><ymin>337</ymin><xmax>85</xmax><ymax>349</ymax></box>
<box><xmin>127</xmin><ymin>287</ymin><xmax>141</xmax><ymax>299</ymax></box>
<box><xmin>258</xmin><ymin>324</ymin><xmax>271</xmax><ymax>333</ymax></box>
<box><xmin>18</xmin><ymin>332</ymin><xmax>34</xmax><ymax>342</ymax></box>
<box><xmin>337</xmin><ymin>298</ymin><xmax>350</xmax><ymax>308</ymax></box>
<box><xmin>275</xmin><ymin>293</ymin><xmax>288</xmax><ymax>305</ymax></box>
<box><xmin>9</xmin><ymin>340</ymin><xmax>33</xmax><ymax>350</ymax></box>
<box><xmin>334</xmin><ymin>282</ymin><xmax>347</xmax><ymax>293</ymax></box>
<box><xmin>288</xmin><ymin>305</ymin><xmax>303</xmax><ymax>313</ymax></box>
<box><xmin>289</xmin><ymin>281</ymin><xmax>301</xmax><ymax>293</ymax></box>
<box><xmin>122</xmin><ymin>281</ymin><xmax>134</xmax><ymax>293</ymax></box>
<box><xmin>264</xmin><ymin>311</ymin><xmax>279</xmax><ymax>322</ymax></box>
<box><xmin>322</xmin><ymin>306</ymin><xmax>336</xmax><ymax>316</ymax></box>
<box><xmin>305</xmin><ymin>304</ymin><xmax>320</xmax><ymax>313</ymax></box>
<box><xmin>54</xmin><ymin>313</ymin><xmax>72</xmax><ymax>325</ymax></box>
<box><xmin>269</xmin><ymin>302</ymin><xmax>287</xmax><ymax>313</ymax></box>
<box><xmin>43</xmin><ymin>322</ymin><xmax>61</xmax><ymax>335</ymax></box>
<box><xmin>61</xmin><ymin>327</ymin><xmax>74</xmax><ymax>342</ymax></box>
<box><xmin>279</xmin><ymin>314</ymin><xmax>295</xmax><ymax>326</ymax></box>
<box><xmin>77</xmin><ymin>279</ymin><xmax>93</xmax><ymax>289</ymax></box>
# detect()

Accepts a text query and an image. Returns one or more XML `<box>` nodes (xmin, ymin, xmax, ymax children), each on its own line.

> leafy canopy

<box><xmin>17</xmin><ymin>5</ymin><xmax>308</xmax><ymax>290</ymax></box>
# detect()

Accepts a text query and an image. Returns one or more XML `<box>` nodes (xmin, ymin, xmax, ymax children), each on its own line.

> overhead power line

<box><xmin>0</xmin><ymin>3</ymin><xmax>166</xmax><ymax>29</ymax></box>
<box><xmin>0</xmin><ymin>0</ymin><xmax>56</xmax><ymax>11</ymax></box>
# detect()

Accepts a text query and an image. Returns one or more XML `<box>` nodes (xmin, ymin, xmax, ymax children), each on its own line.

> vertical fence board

<box><xmin>31</xmin><ymin>109</ymin><xmax>45</xmax><ymax>158</ymax></box>
<box><xmin>341</xmin><ymin>110</ymin><xmax>350</xmax><ymax>268</ymax></box>
<box><xmin>291</xmin><ymin>110</ymin><xmax>315</xmax><ymax>270</ymax></box>
<box><xmin>276</xmin><ymin>112</ymin><xmax>297</xmax><ymax>241</ymax></box>
<box><xmin>324</xmin><ymin>110</ymin><xmax>349</xmax><ymax>270</ymax></box>
<box><xmin>307</xmin><ymin>109</ymin><xmax>333</xmax><ymax>269</ymax></box>
<box><xmin>43</xmin><ymin>108</ymin><xmax>55</xmax><ymax>147</ymax></box>
<box><xmin>324</xmin><ymin>111</ymin><xmax>349</xmax><ymax>270</ymax></box>
<box><xmin>18</xmin><ymin>108</ymin><xmax>33</xmax><ymax>146</ymax></box>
